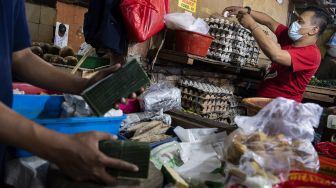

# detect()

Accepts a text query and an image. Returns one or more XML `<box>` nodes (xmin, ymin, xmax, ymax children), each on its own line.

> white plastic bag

<box><xmin>174</xmin><ymin>126</ymin><xmax>217</xmax><ymax>143</ymax></box>
<box><xmin>164</xmin><ymin>13</ymin><xmax>195</xmax><ymax>31</ymax></box>
<box><xmin>164</xmin><ymin>13</ymin><xmax>210</xmax><ymax>34</ymax></box>
<box><xmin>235</xmin><ymin>97</ymin><xmax>323</xmax><ymax>142</ymax></box>
<box><xmin>222</xmin><ymin>98</ymin><xmax>323</xmax><ymax>185</ymax></box>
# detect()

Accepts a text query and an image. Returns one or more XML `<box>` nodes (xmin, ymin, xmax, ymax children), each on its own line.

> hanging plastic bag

<box><xmin>235</xmin><ymin>97</ymin><xmax>323</xmax><ymax>142</ymax></box>
<box><xmin>221</xmin><ymin>98</ymin><xmax>323</xmax><ymax>186</ymax></box>
<box><xmin>120</xmin><ymin>0</ymin><xmax>169</xmax><ymax>42</ymax></box>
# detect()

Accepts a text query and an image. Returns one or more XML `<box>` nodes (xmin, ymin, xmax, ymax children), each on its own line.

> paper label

<box><xmin>178</xmin><ymin>0</ymin><xmax>197</xmax><ymax>13</ymax></box>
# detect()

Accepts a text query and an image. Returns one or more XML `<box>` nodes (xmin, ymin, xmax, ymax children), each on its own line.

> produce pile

<box><xmin>178</xmin><ymin>79</ymin><xmax>245</xmax><ymax>125</ymax></box>
<box><xmin>30</xmin><ymin>42</ymin><xmax>78</xmax><ymax>66</ymax></box>
<box><xmin>205</xmin><ymin>18</ymin><xmax>260</xmax><ymax>67</ymax></box>
<box><xmin>309</xmin><ymin>77</ymin><xmax>336</xmax><ymax>88</ymax></box>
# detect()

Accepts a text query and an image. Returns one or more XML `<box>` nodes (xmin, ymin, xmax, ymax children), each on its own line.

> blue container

<box><xmin>12</xmin><ymin>94</ymin><xmax>125</xmax><ymax>157</ymax></box>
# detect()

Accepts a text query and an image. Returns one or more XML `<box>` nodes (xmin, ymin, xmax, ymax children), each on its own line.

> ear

<box><xmin>308</xmin><ymin>26</ymin><xmax>319</xmax><ymax>36</ymax></box>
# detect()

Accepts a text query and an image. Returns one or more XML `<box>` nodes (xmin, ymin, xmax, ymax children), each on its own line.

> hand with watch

<box><xmin>223</xmin><ymin>6</ymin><xmax>252</xmax><ymax>17</ymax></box>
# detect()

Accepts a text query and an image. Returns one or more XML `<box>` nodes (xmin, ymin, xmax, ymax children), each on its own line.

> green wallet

<box><xmin>99</xmin><ymin>140</ymin><xmax>151</xmax><ymax>179</ymax></box>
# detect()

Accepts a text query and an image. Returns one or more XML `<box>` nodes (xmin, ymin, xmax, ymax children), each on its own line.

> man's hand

<box><xmin>237</xmin><ymin>12</ymin><xmax>258</xmax><ymax>30</ymax></box>
<box><xmin>84</xmin><ymin>64</ymin><xmax>122</xmax><ymax>90</ymax></box>
<box><xmin>53</xmin><ymin>132</ymin><xmax>138</xmax><ymax>185</ymax></box>
<box><xmin>79</xmin><ymin>63</ymin><xmax>144</xmax><ymax>108</ymax></box>
<box><xmin>223</xmin><ymin>6</ymin><xmax>248</xmax><ymax>17</ymax></box>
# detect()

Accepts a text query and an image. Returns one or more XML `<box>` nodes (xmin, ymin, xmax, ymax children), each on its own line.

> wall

<box><xmin>243</xmin><ymin>0</ymin><xmax>290</xmax><ymax>60</ymax></box>
<box><xmin>169</xmin><ymin>0</ymin><xmax>243</xmax><ymax>17</ymax></box>
<box><xmin>25</xmin><ymin>2</ymin><xmax>56</xmax><ymax>43</ymax></box>
<box><xmin>56</xmin><ymin>1</ymin><xmax>87</xmax><ymax>52</ymax></box>
<box><xmin>317</xmin><ymin>27</ymin><xmax>335</xmax><ymax>58</ymax></box>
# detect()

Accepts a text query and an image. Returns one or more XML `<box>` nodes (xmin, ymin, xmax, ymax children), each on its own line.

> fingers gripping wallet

<box><xmin>99</xmin><ymin>140</ymin><xmax>151</xmax><ymax>178</ymax></box>
<box><xmin>81</xmin><ymin>60</ymin><xmax>150</xmax><ymax>116</ymax></box>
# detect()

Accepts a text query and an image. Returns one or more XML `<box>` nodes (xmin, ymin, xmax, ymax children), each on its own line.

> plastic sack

<box><xmin>120</xmin><ymin>0</ymin><xmax>169</xmax><ymax>42</ymax></box>
<box><xmin>164</xmin><ymin>13</ymin><xmax>210</xmax><ymax>34</ymax></box>
<box><xmin>139</xmin><ymin>82</ymin><xmax>181</xmax><ymax>112</ymax></box>
<box><xmin>174</xmin><ymin>126</ymin><xmax>217</xmax><ymax>143</ymax></box>
<box><xmin>224</xmin><ymin>130</ymin><xmax>320</xmax><ymax>186</ymax></box>
<box><xmin>222</xmin><ymin>98</ymin><xmax>322</xmax><ymax>185</ymax></box>
<box><xmin>235</xmin><ymin>97</ymin><xmax>323</xmax><ymax>142</ymax></box>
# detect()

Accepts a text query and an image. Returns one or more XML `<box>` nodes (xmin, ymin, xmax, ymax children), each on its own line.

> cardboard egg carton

<box><xmin>205</xmin><ymin>18</ymin><xmax>260</xmax><ymax>67</ymax></box>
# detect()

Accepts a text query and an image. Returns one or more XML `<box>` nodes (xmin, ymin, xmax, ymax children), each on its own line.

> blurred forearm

<box><xmin>12</xmin><ymin>48</ymin><xmax>89</xmax><ymax>95</ymax></box>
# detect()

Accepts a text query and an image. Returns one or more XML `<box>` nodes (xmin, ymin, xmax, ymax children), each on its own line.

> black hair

<box><xmin>303</xmin><ymin>6</ymin><xmax>331</xmax><ymax>35</ymax></box>
<box><xmin>58</xmin><ymin>24</ymin><xmax>67</xmax><ymax>34</ymax></box>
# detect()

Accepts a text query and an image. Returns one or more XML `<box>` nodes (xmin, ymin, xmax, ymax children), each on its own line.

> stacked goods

<box><xmin>122</xmin><ymin>121</ymin><xmax>172</xmax><ymax>143</ymax></box>
<box><xmin>31</xmin><ymin>42</ymin><xmax>78</xmax><ymax>66</ymax></box>
<box><xmin>178</xmin><ymin>79</ymin><xmax>244</xmax><ymax>125</ymax></box>
<box><xmin>205</xmin><ymin>18</ymin><xmax>260</xmax><ymax>67</ymax></box>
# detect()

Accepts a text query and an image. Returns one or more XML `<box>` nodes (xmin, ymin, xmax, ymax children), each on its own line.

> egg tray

<box><xmin>182</xmin><ymin>94</ymin><xmax>229</xmax><ymax>107</ymax></box>
<box><xmin>205</xmin><ymin>18</ymin><xmax>260</xmax><ymax>67</ymax></box>
<box><xmin>178</xmin><ymin>79</ymin><xmax>233</xmax><ymax>96</ymax></box>
<box><xmin>181</xmin><ymin>90</ymin><xmax>231</xmax><ymax>100</ymax></box>
<box><xmin>182</xmin><ymin>100</ymin><xmax>229</xmax><ymax>114</ymax></box>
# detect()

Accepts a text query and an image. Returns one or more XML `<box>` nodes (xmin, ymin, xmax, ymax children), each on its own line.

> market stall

<box><xmin>3</xmin><ymin>0</ymin><xmax>336</xmax><ymax>188</ymax></box>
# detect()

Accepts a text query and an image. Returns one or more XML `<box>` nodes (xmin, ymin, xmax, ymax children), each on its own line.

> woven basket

<box><xmin>242</xmin><ymin>97</ymin><xmax>273</xmax><ymax>116</ymax></box>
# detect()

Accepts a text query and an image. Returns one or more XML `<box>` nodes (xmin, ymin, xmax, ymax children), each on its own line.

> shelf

<box><xmin>157</xmin><ymin>49</ymin><xmax>261</xmax><ymax>73</ymax></box>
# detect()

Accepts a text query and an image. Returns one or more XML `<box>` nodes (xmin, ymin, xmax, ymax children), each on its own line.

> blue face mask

<box><xmin>288</xmin><ymin>21</ymin><xmax>303</xmax><ymax>41</ymax></box>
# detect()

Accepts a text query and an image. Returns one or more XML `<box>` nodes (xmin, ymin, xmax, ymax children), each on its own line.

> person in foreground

<box><xmin>224</xmin><ymin>6</ymin><xmax>330</xmax><ymax>102</ymax></box>
<box><xmin>0</xmin><ymin>0</ymin><xmax>137</xmax><ymax>186</ymax></box>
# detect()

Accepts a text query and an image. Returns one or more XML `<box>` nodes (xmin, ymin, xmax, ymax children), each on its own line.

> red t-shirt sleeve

<box><xmin>275</xmin><ymin>24</ymin><xmax>292</xmax><ymax>47</ymax></box>
<box><xmin>288</xmin><ymin>47</ymin><xmax>321</xmax><ymax>72</ymax></box>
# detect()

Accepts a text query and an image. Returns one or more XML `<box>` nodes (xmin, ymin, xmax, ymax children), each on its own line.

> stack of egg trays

<box><xmin>205</xmin><ymin>18</ymin><xmax>260</xmax><ymax>67</ymax></box>
<box><xmin>178</xmin><ymin>79</ymin><xmax>234</xmax><ymax>118</ymax></box>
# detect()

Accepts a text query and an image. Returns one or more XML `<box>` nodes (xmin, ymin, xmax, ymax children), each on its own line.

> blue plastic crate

<box><xmin>12</xmin><ymin>94</ymin><xmax>125</xmax><ymax>157</ymax></box>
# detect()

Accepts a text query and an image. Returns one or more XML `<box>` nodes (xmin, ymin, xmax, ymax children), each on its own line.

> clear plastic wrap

<box><xmin>235</xmin><ymin>97</ymin><xmax>323</xmax><ymax>142</ymax></box>
<box><xmin>140</xmin><ymin>83</ymin><xmax>181</xmax><ymax>112</ymax></box>
<box><xmin>222</xmin><ymin>98</ymin><xmax>323</xmax><ymax>186</ymax></box>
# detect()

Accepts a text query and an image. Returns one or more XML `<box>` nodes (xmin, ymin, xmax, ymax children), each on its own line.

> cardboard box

<box><xmin>28</xmin><ymin>22</ymin><xmax>39</xmax><ymax>42</ymax></box>
<box><xmin>40</xmin><ymin>6</ymin><xmax>56</xmax><ymax>25</ymax></box>
<box><xmin>38</xmin><ymin>24</ymin><xmax>54</xmax><ymax>43</ymax></box>
<box><xmin>25</xmin><ymin>3</ymin><xmax>41</xmax><ymax>24</ymax></box>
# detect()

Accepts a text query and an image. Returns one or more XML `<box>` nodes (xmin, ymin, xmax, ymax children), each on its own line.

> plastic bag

<box><xmin>120</xmin><ymin>0</ymin><xmax>169</xmax><ymax>42</ymax></box>
<box><xmin>235</xmin><ymin>97</ymin><xmax>323</xmax><ymax>142</ymax></box>
<box><xmin>222</xmin><ymin>98</ymin><xmax>322</xmax><ymax>185</ymax></box>
<box><xmin>174</xmin><ymin>126</ymin><xmax>218</xmax><ymax>143</ymax></box>
<box><xmin>164</xmin><ymin>13</ymin><xmax>210</xmax><ymax>34</ymax></box>
<box><xmin>224</xmin><ymin>130</ymin><xmax>320</xmax><ymax>186</ymax></box>
<box><xmin>139</xmin><ymin>82</ymin><xmax>181</xmax><ymax>112</ymax></box>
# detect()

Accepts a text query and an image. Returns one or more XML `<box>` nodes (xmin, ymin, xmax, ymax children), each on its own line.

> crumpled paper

<box><xmin>151</xmin><ymin>126</ymin><xmax>227</xmax><ymax>185</ymax></box>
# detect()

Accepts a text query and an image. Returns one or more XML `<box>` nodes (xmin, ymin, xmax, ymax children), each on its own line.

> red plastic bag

<box><xmin>120</xmin><ymin>0</ymin><xmax>169</xmax><ymax>42</ymax></box>
<box><xmin>315</xmin><ymin>142</ymin><xmax>336</xmax><ymax>159</ymax></box>
<box><xmin>274</xmin><ymin>170</ymin><xmax>336</xmax><ymax>188</ymax></box>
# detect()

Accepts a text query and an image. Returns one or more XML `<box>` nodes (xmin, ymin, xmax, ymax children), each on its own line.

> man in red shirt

<box><xmin>224</xmin><ymin>6</ymin><xmax>330</xmax><ymax>102</ymax></box>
